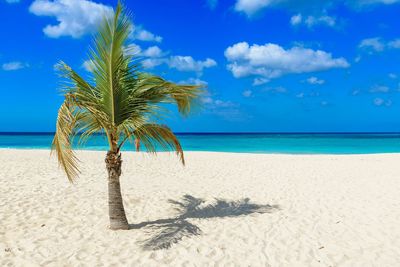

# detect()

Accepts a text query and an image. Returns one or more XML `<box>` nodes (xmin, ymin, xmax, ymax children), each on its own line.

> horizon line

<box><xmin>2</xmin><ymin>132</ymin><xmax>400</xmax><ymax>135</ymax></box>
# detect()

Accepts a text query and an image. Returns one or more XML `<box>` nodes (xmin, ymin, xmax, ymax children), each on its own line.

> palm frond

<box><xmin>135</xmin><ymin>74</ymin><xmax>204</xmax><ymax>116</ymax></box>
<box><xmin>89</xmin><ymin>2</ymin><xmax>136</xmax><ymax>128</ymax></box>
<box><xmin>51</xmin><ymin>100</ymin><xmax>81</xmax><ymax>182</ymax></box>
<box><xmin>133</xmin><ymin>124</ymin><xmax>185</xmax><ymax>165</ymax></box>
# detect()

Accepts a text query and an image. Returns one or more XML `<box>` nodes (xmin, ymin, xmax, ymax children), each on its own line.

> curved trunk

<box><xmin>105</xmin><ymin>151</ymin><xmax>129</xmax><ymax>230</ymax></box>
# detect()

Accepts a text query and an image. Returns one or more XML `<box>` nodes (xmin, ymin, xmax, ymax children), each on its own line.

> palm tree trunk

<box><xmin>105</xmin><ymin>151</ymin><xmax>129</xmax><ymax>230</ymax></box>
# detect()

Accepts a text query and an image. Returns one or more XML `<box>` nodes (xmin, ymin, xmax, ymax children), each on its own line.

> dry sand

<box><xmin>1</xmin><ymin>149</ymin><xmax>400</xmax><ymax>266</ymax></box>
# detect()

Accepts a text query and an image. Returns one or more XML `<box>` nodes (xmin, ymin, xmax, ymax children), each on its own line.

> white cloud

<box><xmin>373</xmin><ymin>97</ymin><xmax>392</xmax><ymax>106</ymax></box>
<box><xmin>291</xmin><ymin>13</ymin><xmax>336</xmax><ymax>28</ymax></box>
<box><xmin>122</xmin><ymin>43</ymin><xmax>216</xmax><ymax>74</ymax></box>
<box><xmin>225</xmin><ymin>42</ymin><xmax>349</xmax><ymax>80</ymax></box>
<box><xmin>305</xmin><ymin>15</ymin><xmax>336</xmax><ymax>27</ymax></box>
<box><xmin>389</xmin><ymin>73</ymin><xmax>397</xmax><ymax>79</ymax></box>
<box><xmin>30</xmin><ymin>0</ymin><xmax>163</xmax><ymax>41</ymax></box>
<box><xmin>369</xmin><ymin>85</ymin><xmax>390</xmax><ymax>93</ymax></box>
<box><xmin>306</xmin><ymin>76</ymin><xmax>325</xmax><ymax>85</ymax></box>
<box><xmin>2</xmin><ymin>61</ymin><xmax>27</xmax><ymax>71</ymax></box>
<box><xmin>290</xmin><ymin>14</ymin><xmax>302</xmax><ymax>25</ymax></box>
<box><xmin>122</xmin><ymin>43</ymin><xmax>165</xmax><ymax>68</ymax></box>
<box><xmin>388</xmin><ymin>39</ymin><xmax>400</xmax><ymax>48</ymax></box>
<box><xmin>168</xmin><ymin>56</ymin><xmax>217</xmax><ymax>73</ymax></box>
<box><xmin>359</xmin><ymin>37</ymin><xmax>400</xmax><ymax>53</ymax></box>
<box><xmin>29</xmin><ymin>0</ymin><xmax>113</xmax><ymax>38</ymax></box>
<box><xmin>234</xmin><ymin>0</ymin><xmax>400</xmax><ymax>17</ymax></box>
<box><xmin>142</xmin><ymin>46</ymin><xmax>163</xmax><ymax>58</ymax></box>
<box><xmin>142</xmin><ymin>58</ymin><xmax>166</xmax><ymax>69</ymax></box>
<box><xmin>214</xmin><ymin>99</ymin><xmax>237</xmax><ymax>107</ymax></box>
<box><xmin>252</xmin><ymin>77</ymin><xmax>269</xmax><ymax>86</ymax></box>
<box><xmin>82</xmin><ymin>60</ymin><xmax>95</xmax><ymax>72</ymax></box>
<box><xmin>123</xmin><ymin>43</ymin><xmax>142</xmax><ymax>56</ymax></box>
<box><xmin>130</xmin><ymin>25</ymin><xmax>162</xmax><ymax>43</ymax></box>
<box><xmin>355</xmin><ymin>0</ymin><xmax>400</xmax><ymax>6</ymax></box>
<box><xmin>179</xmin><ymin>78</ymin><xmax>208</xmax><ymax>86</ymax></box>
<box><xmin>234</xmin><ymin>0</ymin><xmax>278</xmax><ymax>16</ymax></box>
<box><xmin>201</xmin><ymin>92</ymin><xmax>238</xmax><ymax>109</ymax></box>
<box><xmin>201</xmin><ymin>96</ymin><xmax>214</xmax><ymax>104</ymax></box>
<box><xmin>138</xmin><ymin>50</ymin><xmax>217</xmax><ymax>74</ymax></box>
<box><xmin>359</xmin><ymin>37</ymin><xmax>385</xmax><ymax>52</ymax></box>
<box><xmin>374</xmin><ymin>98</ymin><xmax>384</xmax><ymax>106</ymax></box>
<box><xmin>242</xmin><ymin>89</ymin><xmax>253</xmax><ymax>97</ymax></box>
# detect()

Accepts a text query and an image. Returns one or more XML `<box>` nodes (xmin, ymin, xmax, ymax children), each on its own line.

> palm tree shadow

<box><xmin>129</xmin><ymin>195</ymin><xmax>279</xmax><ymax>250</ymax></box>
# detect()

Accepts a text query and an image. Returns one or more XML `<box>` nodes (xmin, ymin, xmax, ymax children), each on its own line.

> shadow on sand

<box><xmin>129</xmin><ymin>195</ymin><xmax>279</xmax><ymax>250</ymax></box>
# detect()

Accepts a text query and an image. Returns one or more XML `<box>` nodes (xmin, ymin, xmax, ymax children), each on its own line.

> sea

<box><xmin>1</xmin><ymin>132</ymin><xmax>400</xmax><ymax>154</ymax></box>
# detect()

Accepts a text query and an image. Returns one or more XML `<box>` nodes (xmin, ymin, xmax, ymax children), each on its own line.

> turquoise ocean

<box><xmin>1</xmin><ymin>133</ymin><xmax>400</xmax><ymax>154</ymax></box>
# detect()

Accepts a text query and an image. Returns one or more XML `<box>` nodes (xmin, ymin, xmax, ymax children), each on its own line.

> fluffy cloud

<box><xmin>306</xmin><ymin>76</ymin><xmax>325</xmax><ymax>85</ymax></box>
<box><xmin>359</xmin><ymin>38</ymin><xmax>385</xmax><ymax>52</ymax></box>
<box><xmin>105</xmin><ymin>42</ymin><xmax>217</xmax><ymax>74</ymax></box>
<box><xmin>30</xmin><ymin>0</ymin><xmax>163</xmax><ymax>42</ymax></box>
<box><xmin>130</xmin><ymin>26</ymin><xmax>162</xmax><ymax>43</ymax></box>
<box><xmin>2</xmin><ymin>61</ymin><xmax>27</xmax><ymax>71</ymax></box>
<box><xmin>234</xmin><ymin>0</ymin><xmax>400</xmax><ymax>17</ymax></box>
<box><xmin>225</xmin><ymin>42</ymin><xmax>349</xmax><ymax>80</ymax></box>
<box><xmin>142</xmin><ymin>46</ymin><xmax>163</xmax><ymax>57</ymax></box>
<box><xmin>141</xmin><ymin>54</ymin><xmax>217</xmax><ymax>74</ymax></box>
<box><xmin>141</xmin><ymin>58</ymin><xmax>165</xmax><ymax>69</ymax></box>
<box><xmin>168</xmin><ymin>56</ymin><xmax>217</xmax><ymax>73</ymax></box>
<box><xmin>290</xmin><ymin>14</ymin><xmax>336</xmax><ymax>28</ymax></box>
<box><xmin>359</xmin><ymin>37</ymin><xmax>400</xmax><ymax>52</ymax></box>
<box><xmin>234</xmin><ymin>0</ymin><xmax>277</xmax><ymax>16</ymax></box>
<box><xmin>29</xmin><ymin>0</ymin><xmax>113</xmax><ymax>38</ymax></box>
<box><xmin>123</xmin><ymin>43</ymin><xmax>142</xmax><ymax>56</ymax></box>
<box><xmin>290</xmin><ymin>14</ymin><xmax>302</xmax><ymax>25</ymax></box>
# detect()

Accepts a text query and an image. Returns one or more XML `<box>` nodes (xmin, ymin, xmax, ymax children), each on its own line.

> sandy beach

<box><xmin>1</xmin><ymin>149</ymin><xmax>400</xmax><ymax>266</ymax></box>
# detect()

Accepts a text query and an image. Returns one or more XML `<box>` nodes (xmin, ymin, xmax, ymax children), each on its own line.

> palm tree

<box><xmin>52</xmin><ymin>3</ymin><xmax>202</xmax><ymax>230</ymax></box>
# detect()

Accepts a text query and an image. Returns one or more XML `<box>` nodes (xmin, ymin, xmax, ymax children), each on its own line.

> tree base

<box><xmin>109</xmin><ymin>222</ymin><xmax>129</xmax><ymax>230</ymax></box>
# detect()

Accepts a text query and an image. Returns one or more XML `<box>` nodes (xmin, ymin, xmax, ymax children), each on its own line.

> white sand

<box><xmin>1</xmin><ymin>149</ymin><xmax>400</xmax><ymax>266</ymax></box>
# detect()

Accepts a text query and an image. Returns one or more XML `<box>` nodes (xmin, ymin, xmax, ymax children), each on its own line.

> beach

<box><xmin>1</xmin><ymin>149</ymin><xmax>400</xmax><ymax>266</ymax></box>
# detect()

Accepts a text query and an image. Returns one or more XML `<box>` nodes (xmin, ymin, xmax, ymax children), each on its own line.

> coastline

<box><xmin>3</xmin><ymin>147</ymin><xmax>400</xmax><ymax>156</ymax></box>
<box><xmin>1</xmin><ymin>149</ymin><xmax>400</xmax><ymax>266</ymax></box>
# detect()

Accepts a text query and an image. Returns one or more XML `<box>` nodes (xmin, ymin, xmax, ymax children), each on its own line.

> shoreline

<box><xmin>2</xmin><ymin>147</ymin><xmax>400</xmax><ymax>156</ymax></box>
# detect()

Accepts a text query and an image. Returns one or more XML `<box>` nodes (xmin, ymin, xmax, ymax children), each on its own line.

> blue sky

<box><xmin>1</xmin><ymin>0</ymin><xmax>400</xmax><ymax>132</ymax></box>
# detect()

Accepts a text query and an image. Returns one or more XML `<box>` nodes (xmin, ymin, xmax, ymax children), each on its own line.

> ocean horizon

<box><xmin>2</xmin><ymin>132</ymin><xmax>400</xmax><ymax>154</ymax></box>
